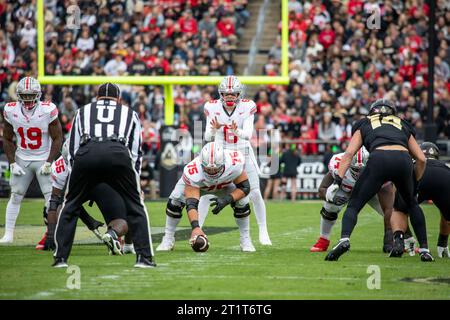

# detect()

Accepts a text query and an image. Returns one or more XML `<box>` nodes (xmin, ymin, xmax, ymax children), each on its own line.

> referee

<box><xmin>53</xmin><ymin>83</ymin><xmax>156</xmax><ymax>268</ymax></box>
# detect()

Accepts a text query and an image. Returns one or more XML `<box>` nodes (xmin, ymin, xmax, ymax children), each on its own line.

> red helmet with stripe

<box><xmin>200</xmin><ymin>142</ymin><xmax>225</xmax><ymax>180</ymax></box>
<box><xmin>218</xmin><ymin>75</ymin><xmax>244</xmax><ymax>109</ymax></box>
<box><xmin>16</xmin><ymin>76</ymin><xmax>42</xmax><ymax>110</ymax></box>
<box><xmin>350</xmin><ymin>146</ymin><xmax>369</xmax><ymax>178</ymax></box>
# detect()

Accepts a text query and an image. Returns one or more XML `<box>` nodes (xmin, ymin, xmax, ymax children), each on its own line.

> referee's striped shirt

<box><xmin>67</xmin><ymin>99</ymin><xmax>143</xmax><ymax>173</ymax></box>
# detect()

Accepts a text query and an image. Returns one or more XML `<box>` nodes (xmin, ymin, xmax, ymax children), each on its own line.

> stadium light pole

<box><xmin>425</xmin><ymin>0</ymin><xmax>437</xmax><ymax>142</ymax></box>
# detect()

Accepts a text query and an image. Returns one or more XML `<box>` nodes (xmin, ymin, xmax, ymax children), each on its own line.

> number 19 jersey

<box><xmin>3</xmin><ymin>101</ymin><xmax>59</xmax><ymax>161</ymax></box>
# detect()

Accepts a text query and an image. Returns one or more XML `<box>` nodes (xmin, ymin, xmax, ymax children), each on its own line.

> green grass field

<box><xmin>0</xmin><ymin>199</ymin><xmax>449</xmax><ymax>300</ymax></box>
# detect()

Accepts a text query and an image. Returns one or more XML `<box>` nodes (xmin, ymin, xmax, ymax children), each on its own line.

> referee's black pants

<box><xmin>54</xmin><ymin>141</ymin><xmax>154</xmax><ymax>260</ymax></box>
<box><xmin>341</xmin><ymin>150</ymin><xmax>428</xmax><ymax>248</ymax></box>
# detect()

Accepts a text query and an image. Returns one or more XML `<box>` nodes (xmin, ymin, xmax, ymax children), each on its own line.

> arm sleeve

<box><xmin>234</xmin><ymin>114</ymin><xmax>254</xmax><ymax>140</ymax></box>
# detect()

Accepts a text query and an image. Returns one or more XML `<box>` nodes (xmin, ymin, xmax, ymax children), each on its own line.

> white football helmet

<box><xmin>200</xmin><ymin>142</ymin><xmax>225</xmax><ymax>179</ymax></box>
<box><xmin>16</xmin><ymin>76</ymin><xmax>42</xmax><ymax>110</ymax></box>
<box><xmin>61</xmin><ymin>140</ymin><xmax>70</xmax><ymax>163</ymax></box>
<box><xmin>350</xmin><ymin>146</ymin><xmax>369</xmax><ymax>178</ymax></box>
<box><xmin>218</xmin><ymin>75</ymin><xmax>244</xmax><ymax>108</ymax></box>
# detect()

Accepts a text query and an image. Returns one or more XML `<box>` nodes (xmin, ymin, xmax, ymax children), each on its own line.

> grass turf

<box><xmin>0</xmin><ymin>199</ymin><xmax>449</xmax><ymax>299</ymax></box>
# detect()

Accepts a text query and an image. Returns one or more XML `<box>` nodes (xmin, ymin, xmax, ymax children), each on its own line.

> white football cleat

<box><xmin>156</xmin><ymin>236</ymin><xmax>175</xmax><ymax>251</ymax></box>
<box><xmin>240</xmin><ymin>237</ymin><xmax>256</xmax><ymax>252</ymax></box>
<box><xmin>0</xmin><ymin>235</ymin><xmax>13</xmax><ymax>244</ymax></box>
<box><xmin>123</xmin><ymin>243</ymin><xmax>136</xmax><ymax>255</ymax></box>
<box><xmin>258</xmin><ymin>229</ymin><xmax>272</xmax><ymax>246</ymax></box>
<box><xmin>437</xmin><ymin>246</ymin><xmax>450</xmax><ymax>258</ymax></box>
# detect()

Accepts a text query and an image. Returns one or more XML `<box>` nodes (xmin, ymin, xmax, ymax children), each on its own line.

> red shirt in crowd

<box><xmin>318</xmin><ymin>29</ymin><xmax>335</xmax><ymax>49</ymax></box>
<box><xmin>217</xmin><ymin>18</ymin><xmax>236</xmax><ymax>37</ymax></box>
<box><xmin>178</xmin><ymin>16</ymin><xmax>198</xmax><ymax>34</ymax></box>
<box><xmin>347</xmin><ymin>0</ymin><xmax>363</xmax><ymax>16</ymax></box>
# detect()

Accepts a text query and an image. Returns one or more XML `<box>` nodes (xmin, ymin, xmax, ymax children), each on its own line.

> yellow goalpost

<box><xmin>36</xmin><ymin>0</ymin><xmax>290</xmax><ymax>125</ymax></box>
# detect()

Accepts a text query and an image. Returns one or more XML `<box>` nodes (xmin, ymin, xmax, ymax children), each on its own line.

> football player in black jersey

<box><xmin>392</xmin><ymin>142</ymin><xmax>450</xmax><ymax>258</ymax></box>
<box><xmin>324</xmin><ymin>99</ymin><xmax>432</xmax><ymax>261</ymax></box>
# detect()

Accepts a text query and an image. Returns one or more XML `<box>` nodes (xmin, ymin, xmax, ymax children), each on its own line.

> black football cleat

<box><xmin>134</xmin><ymin>254</ymin><xmax>157</xmax><ymax>268</ymax></box>
<box><xmin>419</xmin><ymin>249</ymin><xmax>435</xmax><ymax>262</ymax></box>
<box><xmin>389</xmin><ymin>235</ymin><xmax>404</xmax><ymax>258</ymax></box>
<box><xmin>325</xmin><ymin>239</ymin><xmax>350</xmax><ymax>261</ymax></box>
<box><xmin>52</xmin><ymin>257</ymin><xmax>68</xmax><ymax>268</ymax></box>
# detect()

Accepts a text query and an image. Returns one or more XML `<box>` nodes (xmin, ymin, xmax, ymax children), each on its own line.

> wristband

<box><xmin>190</xmin><ymin>220</ymin><xmax>200</xmax><ymax>230</ymax></box>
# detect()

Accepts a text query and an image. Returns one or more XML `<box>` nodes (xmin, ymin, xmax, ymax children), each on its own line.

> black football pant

<box><xmin>55</xmin><ymin>141</ymin><xmax>153</xmax><ymax>260</ymax></box>
<box><xmin>341</xmin><ymin>150</ymin><xmax>428</xmax><ymax>248</ymax></box>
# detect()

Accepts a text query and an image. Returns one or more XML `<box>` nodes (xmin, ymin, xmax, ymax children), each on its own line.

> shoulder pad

<box><xmin>328</xmin><ymin>153</ymin><xmax>344</xmax><ymax>173</ymax></box>
<box><xmin>183</xmin><ymin>159</ymin><xmax>203</xmax><ymax>185</ymax></box>
<box><xmin>5</xmin><ymin>102</ymin><xmax>18</xmax><ymax>109</ymax></box>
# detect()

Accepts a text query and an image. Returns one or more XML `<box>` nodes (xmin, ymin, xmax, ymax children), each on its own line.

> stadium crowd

<box><xmin>0</xmin><ymin>0</ymin><xmax>449</xmax><ymax>178</ymax></box>
<box><xmin>256</xmin><ymin>0</ymin><xmax>450</xmax><ymax>155</ymax></box>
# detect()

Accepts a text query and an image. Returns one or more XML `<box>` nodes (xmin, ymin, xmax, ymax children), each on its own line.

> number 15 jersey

<box><xmin>3</xmin><ymin>101</ymin><xmax>58</xmax><ymax>161</ymax></box>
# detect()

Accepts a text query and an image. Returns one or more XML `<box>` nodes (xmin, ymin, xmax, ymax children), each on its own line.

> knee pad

<box><xmin>166</xmin><ymin>199</ymin><xmax>184</xmax><ymax>219</ymax></box>
<box><xmin>233</xmin><ymin>203</ymin><xmax>251</xmax><ymax>219</ymax></box>
<box><xmin>320</xmin><ymin>207</ymin><xmax>338</xmax><ymax>221</ymax></box>
<box><xmin>10</xmin><ymin>193</ymin><xmax>24</xmax><ymax>205</ymax></box>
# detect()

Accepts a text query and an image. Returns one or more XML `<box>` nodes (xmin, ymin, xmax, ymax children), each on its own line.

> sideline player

<box><xmin>157</xmin><ymin>142</ymin><xmax>255</xmax><ymax>252</ymax></box>
<box><xmin>392</xmin><ymin>142</ymin><xmax>450</xmax><ymax>258</ymax></box>
<box><xmin>200</xmin><ymin>75</ymin><xmax>271</xmax><ymax>245</ymax></box>
<box><xmin>310</xmin><ymin>147</ymin><xmax>396</xmax><ymax>253</ymax></box>
<box><xmin>1</xmin><ymin>76</ymin><xmax>62</xmax><ymax>244</ymax></box>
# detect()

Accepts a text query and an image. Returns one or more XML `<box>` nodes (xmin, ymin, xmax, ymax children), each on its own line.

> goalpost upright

<box><xmin>36</xmin><ymin>0</ymin><xmax>290</xmax><ymax>125</ymax></box>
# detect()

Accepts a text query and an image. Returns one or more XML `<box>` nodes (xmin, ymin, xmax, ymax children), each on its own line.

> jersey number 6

<box><xmin>223</xmin><ymin>126</ymin><xmax>238</xmax><ymax>144</ymax></box>
<box><xmin>17</xmin><ymin>127</ymin><xmax>42</xmax><ymax>150</ymax></box>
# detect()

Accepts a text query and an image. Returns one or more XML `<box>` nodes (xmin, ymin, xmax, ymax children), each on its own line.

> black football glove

<box><xmin>210</xmin><ymin>195</ymin><xmax>234</xmax><ymax>215</ymax></box>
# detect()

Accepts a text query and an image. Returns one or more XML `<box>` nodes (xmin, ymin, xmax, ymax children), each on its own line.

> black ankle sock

<box><xmin>437</xmin><ymin>234</ymin><xmax>449</xmax><ymax>247</ymax></box>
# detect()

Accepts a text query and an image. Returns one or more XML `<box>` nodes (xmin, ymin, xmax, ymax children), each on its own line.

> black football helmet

<box><xmin>420</xmin><ymin>142</ymin><xmax>439</xmax><ymax>160</ymax></box>
<box><xmin>369</xmin><ymin>99</ymin><xmax>397</xmax><ymax>116</ymax></box>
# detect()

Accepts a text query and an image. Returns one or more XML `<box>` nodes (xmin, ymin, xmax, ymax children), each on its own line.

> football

<box><xmin>190</xmin><ymin>235</ymin><xmax>209</xmax><ymax>252</ymax></box>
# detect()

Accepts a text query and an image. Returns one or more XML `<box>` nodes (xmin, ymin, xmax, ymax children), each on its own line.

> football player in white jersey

<box><xmin>157</xmin><ymin>142</ymin><xmax>256</xmax><ymax>252</ymax></box>
<box><xmin>199</xmin><ymin>75</ymin><xmax>272</xmax><ymax>246</ymax></box>
<box><xmin>310</xmin><ymin>147</ymin><xmax>402</xmax><ymax>253</ymax></box>
<box><xmin>1</xmin><ymin>76</ymin><xmax>62</xmax><ymax>244</ymax></box>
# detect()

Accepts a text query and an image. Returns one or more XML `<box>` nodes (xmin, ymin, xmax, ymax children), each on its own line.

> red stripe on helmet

<box><xmin>227</xmin><ymin>76</ymin><xmax>232</xmax><ymax>91</ymax></box>
<box><xmin>25</xmin><ymin>77</ymin><xmax>30</xmax><ymax>90</ymax></box>
<box><xmin>209</xmin><ymin>142</ymin><xmax>214</xmax><ymax>165</ymax></box>
<box><xmin>357</xmin><ymin>149</ymin><xmax>362</xmax><ymax>166</ymax></box>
